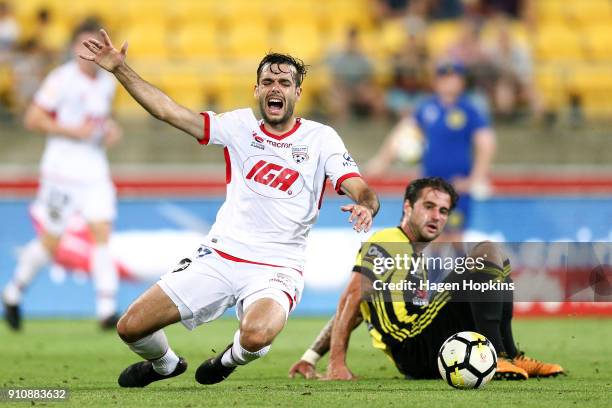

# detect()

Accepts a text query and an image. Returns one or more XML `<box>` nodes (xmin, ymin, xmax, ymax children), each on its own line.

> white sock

<box><xmin>220</xmin><ymin>330</ymin><xmax>271</xmax><ymax>367</ymax></box>
<box><xmin>126</xmin><ymin>330</ymin><xmax>179</xmax><ymax>374</ymax></box>
<box><xmin>3</xmin><ymin>239</ymin><xmax>51</xmax><ymax>305</ymax></box>
<box><xmin>91</xmin><ymin>244</ymin><xmax>119</xmax><ymax>319</ymax></box>
<box><xmin>151</xmin><ymin>348</ymin><xmax>180</xmax><ymax>375</ymax></box>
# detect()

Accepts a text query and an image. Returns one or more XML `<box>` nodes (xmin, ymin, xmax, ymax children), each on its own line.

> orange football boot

<box><xmin>513</xmin><ymin>352</ymin><xmax>565</xmax><ymax>378</ymax></box>
<box><xmin>494</xmin><ymin>357</ymin><xmax>529</xmax><ymax>380</ymax></box>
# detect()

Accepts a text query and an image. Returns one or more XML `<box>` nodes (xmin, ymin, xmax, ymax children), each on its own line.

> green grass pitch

<box><xmin>1</xmin><ymin>317</ymin><xmax>610</xmax><ymax>407</ymax></box>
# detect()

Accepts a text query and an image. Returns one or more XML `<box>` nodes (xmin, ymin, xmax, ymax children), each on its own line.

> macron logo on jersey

<box><xmin>243</xmin><ymin>155</ymin><xmax>305</xmax><ymax>199</ymax></box>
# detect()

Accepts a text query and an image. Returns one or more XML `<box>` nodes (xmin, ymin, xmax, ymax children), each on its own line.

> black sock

<box><xmin>468</xmin><ymin>268</ymin><xmax>506</xmax><ymax>356</ymax></box>
<box><xmin>500</xmin><ymin>276</ymin><xmax>519</xmax><ymax>358</ymax></box>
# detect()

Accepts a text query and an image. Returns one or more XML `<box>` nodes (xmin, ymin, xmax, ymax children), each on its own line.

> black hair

<box><xmin>71</xmin><ymin>17</ymin><xmax>103</xmax><ymax>43</ymax></box>
<box><xmin>257</xmin><ymin>53</ymin><xmax>308</xmax><ymax>87</ymax></box>
<box><xmin>404</xmin><ymin>177</ymin><xmax>459</xmax><ymax>211</ymax></box>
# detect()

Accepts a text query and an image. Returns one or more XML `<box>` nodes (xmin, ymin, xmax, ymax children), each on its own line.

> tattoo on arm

<box><xmin>308</xmin><ymin>313</ymin><xmax>364</xmax><ymax>356</ymax></box>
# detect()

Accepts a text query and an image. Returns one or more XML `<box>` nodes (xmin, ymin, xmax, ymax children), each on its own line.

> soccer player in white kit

<box><xmin>80</xmin><ymin>29</ymin><xmax>380</xmax><ymax>387</ymax></box>
<box><xmin>2</xmin><ymin>19</ymin><xmax>122</xmax><ymax>331</ymax></box>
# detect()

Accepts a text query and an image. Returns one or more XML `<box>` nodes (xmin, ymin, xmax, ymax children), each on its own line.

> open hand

<box><xmin>288</xmin><ymin>360</ymin><xmax>321</xmax><ymax>380</ymax></box>
<box><xmin>341</xmin><ymin>204</ymin><xmax>373</xmax><ymax>233</ymax></box>
<box><xmin>79</xmin><ymin>29</ymin><xmax>128</xmax><ymax>73</ymax></box>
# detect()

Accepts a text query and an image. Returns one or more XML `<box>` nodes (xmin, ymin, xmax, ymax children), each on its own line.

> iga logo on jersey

<box><xmin>243</xmin><ymin>155</ymin><xmax>305</xmax><ymax>199</ymax></box>
<box><xmin>292</xmin><ymin>145</ymin><xmax>309</xmax><ymax>163</ymax></box>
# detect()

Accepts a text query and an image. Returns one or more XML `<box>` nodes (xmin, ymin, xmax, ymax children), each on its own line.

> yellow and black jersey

<box><xmin>354</xmin><ymin>230</ymin><xmax>512</xmax><ymax>353</ymax></box>
<box><xmin>353</xmin><ymin>227</ymin><xmax>452</xmax><ymax>352</ymax></box>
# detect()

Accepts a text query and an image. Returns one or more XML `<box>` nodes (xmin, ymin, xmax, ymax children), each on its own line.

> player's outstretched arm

<box><xmin>324</xmin><ymin>272</ymin><xmax>364</xmax><ymax>380</ymax></box>
<box><xmin>340</xmin><ymin>177</ymin><xmax>380</xmax><ymax>233</ymax></box>
<box><xmin>80</xmin><ymin>29</ymin><xmax>202</xmax><ymax>140</ymax></box>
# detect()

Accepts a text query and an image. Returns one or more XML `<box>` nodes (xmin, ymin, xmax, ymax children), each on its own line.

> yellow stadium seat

<box><xmin>534</xmin><ymin>66</ymin><xmax>566</xmax><ymax>109</ymax></box>
<box><xmin>380</xmin><ymin>18</ymin><xmax>408</xmax><ymax>55</ymax></box>
<box><xmin>121</xmin><ymin>23</ymin><xmax>169</xmax><ymax>58</ymax></box>
<box><xmin>222</xmin><ymin>23</ymin><xmax>271</xmax><ymax>59</ymax></box>
<box><xmin>567</xmin><ymin>66</ymin><xmax>612</xmax><ymax>118</ymax></box>
<box><xmin>565</xmin><ymin>0</ymin><xmax>612</xmax><ymax>26</ymax></box>
<box><xmin>583</xmin><ymin>25</ymin><xmax>612</xmax><ymax>61</ymax></box>
<box><xmin>533</xmin><ymin>0</ymin><xmax>567</xmax><ymax>23</ymax></box>
<box><xmin>167</xmin><ymin>0</ymin><xmax>218</xmax><ymax>25</ymax></box>
<box><xmin>173</xmin><ymin>24</ymin><xmax>220</xmax><ymax>59</ymax></box>
<box><xmin>533</xmin><ymin>25</ymin><xmax>584</xmax><ymax>61</ymax></box>
<box><xmin>425</xmin><ymin>22</ymin><xmax>460</xmax><ymax>58</ymax></box>
<box><xmin>276</xmin><ymin>23</ymin><xmax>323</xmax><ymax>62</ymax></box>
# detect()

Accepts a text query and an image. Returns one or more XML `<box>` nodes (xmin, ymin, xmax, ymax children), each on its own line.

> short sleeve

<box><xmin>322</xmin><ymin>128</ymin><xmax>361</xmax><ymax>194</ymax></box>
<box><xmin>198</xmin><ymin>110</ymin><xmax>242</xmax><ymax>146</ymax></box>
<box><xmin>33</xmin><ymin>70</ymin><xmax>62</xmax><ymax>113</ymax></box>
<box><xmin>469</xmin><ymin>102</ymin><xmax>490</xmax><ymax>131</ymax></box>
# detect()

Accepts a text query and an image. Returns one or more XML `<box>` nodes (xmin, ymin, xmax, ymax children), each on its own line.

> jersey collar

<box><xmin>259</xmin><ymin>118</ymin><xmax>301</xmax><ymax>141</ymax></box>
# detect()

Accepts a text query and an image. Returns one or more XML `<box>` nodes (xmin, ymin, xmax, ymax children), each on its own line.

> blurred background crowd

<box><xmin>1</xmin><ymin>0</ymin><xmax>611</xmax><ymax>125</ymax></box>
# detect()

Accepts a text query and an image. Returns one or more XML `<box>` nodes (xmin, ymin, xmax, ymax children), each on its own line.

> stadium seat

<box><xmin>533</xmin><ymin>0</ymin><xmax>568</xmax><ymax>24</ymax></box>
<box><xmin>565</xmin><ymin>0</ymin><xmax>612</xmax><ymax>26</ymax></box>
<box><xmin>173</xmin><ymin>24</ymin><xmax>220</xmax><ymax>60</ymax></box>
<box><xmin>120</xmin><ymin>23</ymin><xmax>169</xmax><ymax>59</ymax></box>
<box><xmin>425</xmin><ymin>22</ymin><xmax>460</xmax><ymax>58</ymax></box>
<box><xmin>222</xmin><ymin>23</ymin><xmax>271</xmax><ymax>59</ymax></box>
<box><xmin>276</xmin><ymin>23</ymin><xmax>323</xmax><ymax>62</ymax></box>
<box><xmin>583</xmin><ymin>25</ymin><xmax>612</xmax><ymax>61</ymax></box>
<box><xmin>533</xmin><ymin>24</ymin><xmax>585</xmax><ymax>61</ymax></box>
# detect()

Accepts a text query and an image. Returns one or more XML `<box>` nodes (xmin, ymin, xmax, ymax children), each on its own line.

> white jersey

<box><xmin>199</xmin><ymin>108</ymin><xmax>361</xmax><ymax>271</ymax></box>
<box><xmin>34</xmin><ymin>61</ymin><xmax>116</xmax><ymax>184</ymax></box>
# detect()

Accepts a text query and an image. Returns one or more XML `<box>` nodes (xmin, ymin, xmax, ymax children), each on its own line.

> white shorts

<box><xmin>31</xmin><ymin>178</ymin><xmax>117</xmax><ymax>235</ymax></box>
<box><xmin>158</xmin><ymin>245</ymin><xmax>304</xmax><ymax>330</ymax></box>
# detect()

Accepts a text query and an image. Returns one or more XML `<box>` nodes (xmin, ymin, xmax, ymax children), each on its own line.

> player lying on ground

<box><xmin>289</xmin><ymin>177</ymin><xmax>564</xmax><ymax>381</ymax></box>
<box><xmin>79</xmin><ymin>30</ymin><xmax>379</xmax><ymax>387</ymax></box>
<box><xmin>2</xmin><ymin>19</ymin><xmax>122</xmax><ymax>331</ymax></box>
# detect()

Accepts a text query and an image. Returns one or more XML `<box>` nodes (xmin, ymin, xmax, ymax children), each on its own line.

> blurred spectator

<box><xmin>428</xmin><ymin>0</ymin><xmax>464</xmax><ymax>20</ymax></box>
<box><xmin>386</xmin><ymin>34</ymin><xmax>430</xmax><ymax>117</ymax></box>
<box><xmin>26</xmin><ymin>9</ymin><xmax>59</xmax><ymax>57</ymax></box>
<box><xmin>0</xmin><ymin>1</ymin><xmax>19</xmax><ymax>54</ymax></box>
<box><xmin>374</xmin><ymin>0</ymin><xmax>410</xmax><ymax>20</ymax></box>
<box><xmin>367</xmin><ymin>61</ymin><xmax>496</xmax><ymax>241</ymax></box>
<box><xmin>326</xmin><ymin>27</ymin><xmax>386</xmax><ymax>120</ymax></box>
<box><xmin>485</xmin><ymin>17</ymin><xmax>542</xmax><ymax>120</ymax></box>
<box><xmin>446</xmin><ymin>18</ymin><xmax>496</xmax><ymax>112</ymax></box>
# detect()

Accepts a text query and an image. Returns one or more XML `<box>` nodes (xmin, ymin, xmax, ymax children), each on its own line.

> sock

<box><xmin>3</xmin><ymin>239</ymin><xmax>51</xmax><ymax>305</ymax></box>
<box><xmin>500</xmin><ymin>276</ymin><xmax>519</xmax><ymax>358</ymax></box>
<box><xmin>91</xmin><ymin>244</ymin><xmax>119</xmax><ymax>319</ymax></box>
<box><xmin>126</xmin><ymin>330</ymin><xmax>179</xmax><ymax>374</ymax></box>
<box><xmin>220</xmin><ymin>330</ymin><xmax>271</xmax><ymax>367</ymax></box>
<box><xmin>468</xmin><ymin>268</ymin><xmax>506</xmax><ymax>357</ymax></box>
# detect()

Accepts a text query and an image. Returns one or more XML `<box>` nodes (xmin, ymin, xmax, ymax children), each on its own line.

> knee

<box><xmin>469</xmin><ymin>241</ymin><xmax>504</xmax><ymax>268</ymax></box>
<box><xmin>116</xmin><ymin>310</ymin><xmax>146</xmax><ymax>343</ymax></box>
<box><xmin>239</xmin><ymin>324</ymin><xmax>276</xmax><ymax>352</ymax></box>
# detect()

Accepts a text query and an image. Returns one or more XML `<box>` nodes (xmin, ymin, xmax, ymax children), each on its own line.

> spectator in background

<box><xmin>326</xmin><ymin>27</ymin><xmax>386</xmax><ymax>121</ymax></box>
<box><xmin>446</xmin><ymin>17</ymin><xmax>496</xmax><ymax>114</ymax></box>
<box><xmin>0</xmin><ymin>1</ymin><xmax>19</xmax><ymax>54</ymax></box>
<box><xmin>367</xmin><ymin>61</ymin><xmax>496</xmax><ymax>241</ymax></box>
<box><xmin>486</xmin><ymin>16</ymin><xmax>542</xmax><ymax>120</ymax></box>
<box><xmin>374</xmin><ymin>0</ymin><xmax>410</xmax><ymax>21</ymax></box>
<box><xmin>386</xmin><ymin>33</ymin><xmax>430</xmax><ymax>118</ymax></box>
<box><xmin>11</xmin><ymin>9</ymin><xmax>58</xmax><ymax>113</ymax></box>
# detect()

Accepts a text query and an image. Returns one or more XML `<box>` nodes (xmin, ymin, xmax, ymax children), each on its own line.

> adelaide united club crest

<box><xmin>291</xmin><ymin>145</ymin><xmax>309</xmax><ymax>164</ymax></box>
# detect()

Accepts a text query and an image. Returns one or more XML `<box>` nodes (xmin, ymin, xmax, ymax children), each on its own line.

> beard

<box><xmin>259</xmin><ymin>98</ymin><xmax>295</xmax><ymax>126</ymax></box>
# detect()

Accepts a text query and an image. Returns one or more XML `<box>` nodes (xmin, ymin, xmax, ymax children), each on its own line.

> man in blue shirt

<box><xmin>367</xmin><ymin>61</ymin><xmax>496</xmax><ymax>241</ymax></box>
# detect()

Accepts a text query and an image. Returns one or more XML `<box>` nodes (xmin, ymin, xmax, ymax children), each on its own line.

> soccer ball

<box><xmin>437</xmin><ymin>331</ymin><xmax>497</xmax><ymax>389</ymax></box>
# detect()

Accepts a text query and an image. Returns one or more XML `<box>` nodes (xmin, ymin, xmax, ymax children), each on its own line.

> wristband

<box><xmin>300</xmin><ymin>349</ymin><xmax>321</xmax><ymax>366</ymax></box>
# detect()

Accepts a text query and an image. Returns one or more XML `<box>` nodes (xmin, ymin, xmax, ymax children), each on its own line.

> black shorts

<box><xmin>389</xmin><ymin>295</ymin><xmax>476</xmax><ymax>379</ymax></box>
